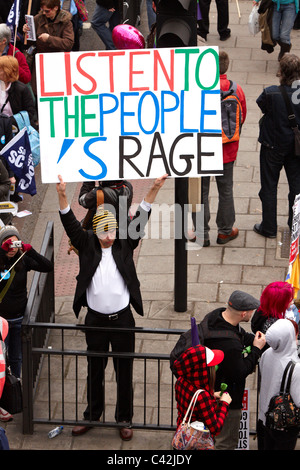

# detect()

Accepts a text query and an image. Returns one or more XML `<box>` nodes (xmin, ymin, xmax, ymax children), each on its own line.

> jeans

<box><xmin>272</xmin><ymin>2</ymin><xmax>297</xmax><ymax>44</ymax></box>
<box><xmin>4</xmin><ymin>317</ymin><xmax>23</xmax><ymax>378</ymax></box>
<box><xmin>192</xmin><ymin>161</ymin><xmax>235</xmax><ymax>239</ymax></box>
<box><xmin>146</xmin><ymin>0</ymin><xmax>156</xmax><ymax>30</ymax></box>
<box><xmin>91</xmin><ymin>3</ymin><xmax>120</xmax><ymax>50</ymax></box>
<box><xmin>259</xmin><ymin>144</ymin><xmax>300</xmax><ymax>235</ymax></box>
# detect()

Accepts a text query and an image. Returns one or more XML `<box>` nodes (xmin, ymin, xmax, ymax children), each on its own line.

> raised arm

<box><xmin>144</xmin><ymin>174</ymin><xmax>169</xmax><ymax>204</ymax></box>
<box><xmin>56</xmin><ymin>174</ymin><xmax>68</xmax><ymax>211</ymax></box>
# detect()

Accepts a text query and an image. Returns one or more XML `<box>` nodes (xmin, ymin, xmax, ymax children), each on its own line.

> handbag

<box><xmin>13</xmin><ymin>111</ymin><xmax>40</xmax><ymax>167</ymax></box>
<box><xmin>0</xmin><ymin>331</ymin><xmax>23</xmax><ymax>415</ymax></box>
<box><xmin>0</xmin><ymin>364</ymin><xmax>23</xmax><ymax>414</ymax></box>
<box><xmin>265</xmin><ymin>360</ymin><xmax>300</xmax><ymax>430</ymax></box>
<box><xmin>172</xmin><ymin>389</ymin><xmax>215</xmax><ymax>450</ymax></box>
<box><xmin>279</xmin><ymin>85</ymin><xmax>300</xmax><ymax>157</ymax></box>
<box><xmin>74</xmin><ymin>0</ymin><xmax>88</xmax><ymax>22</ymax></box>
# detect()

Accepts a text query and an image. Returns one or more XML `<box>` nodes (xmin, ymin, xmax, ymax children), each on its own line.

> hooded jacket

<box><xmin>258</xmin><ymin>319</ymin><xmax>300</xmax><ymax>425</ymax></box>
<box><xmin>173</xmin><ymin>345</ymin><xmax>229</xmax><ymax>436</ymax></box>
<box><xmin>203</xmin><ymin>308</ymin><xmax>261</xmax><ymax>409</ymax></box>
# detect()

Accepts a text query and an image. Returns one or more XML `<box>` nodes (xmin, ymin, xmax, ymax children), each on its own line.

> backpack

<box><xmin>170</xmin><ymin>312</ymin><xmax>241</xmax><ymax>375</ymax></box>
<box><xmin>221</xmin><ymin>81</ymin><xmax>242</xmax><ymax>144</ymax></box>
<box><xmin>265</xmin><ymin>360</ymin><xmax>300</xmax><ymax>430</ymax></box>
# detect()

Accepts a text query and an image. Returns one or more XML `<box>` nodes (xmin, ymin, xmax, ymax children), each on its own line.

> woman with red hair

<box><xmin>251</xmin><ymin>281</ymin><xmax>296</xmax><ymax>336</ymax></box>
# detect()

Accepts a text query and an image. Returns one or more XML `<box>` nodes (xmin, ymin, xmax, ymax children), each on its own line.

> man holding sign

<box><xmin>56</xmin><ymin>172</ymin><xmax>168</xmax><ymax>440</ymax></box>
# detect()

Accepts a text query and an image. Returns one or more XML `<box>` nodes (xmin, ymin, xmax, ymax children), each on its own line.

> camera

<box><xmin>10</xmin><ymin>240</ymin><xmax>22</xmax><ymax>248</ymax></box>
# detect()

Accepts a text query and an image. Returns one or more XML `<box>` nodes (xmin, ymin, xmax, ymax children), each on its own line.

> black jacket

<box><xmin>204</xmin><ymin>309</ymin><xmax>261</xmax><ymax>408</ymax></box>
<box><xmin>170</xmin><ymin>308</ymin><xmax>262</xmax><ymax>409</ymax></box>
<box><xmin>0</xmin><ymin>248</ymin><xmax>53</xmax><ymax>319</ymax></box>
<box><xmin>60</xmin><ymin>205</ymin><xmax>150</xmax><ymax>317</ymax></box>
<box><xmin>257</xmin><ymin>85</ymin><xmax>300</xmax><ymax>155</ymax></box>
<box><xmin>6</xmin><ymin>81</ymin><xmax>37</xmax><ymax>129</ymax></box>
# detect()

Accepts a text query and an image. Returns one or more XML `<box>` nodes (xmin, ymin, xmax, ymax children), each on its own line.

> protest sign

<box><xmin>36</xmin><ymin>46</ymin><xmax>223</xmax><ymax>183</ymax></box>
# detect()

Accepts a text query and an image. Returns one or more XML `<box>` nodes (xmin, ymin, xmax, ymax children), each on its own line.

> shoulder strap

<box><xmin>285</xmin><ymin>361</ymin><xmax>296</xmax><ymax>394</ymax></box>
<box><xmin>182</xmin><ymin>389</ymin><xmax>204</xmax><ymax>425</ymax></box>
<box><xmin>19</xmin><ymin>111</ymin><xmax>31</xmax><ymax>128</ymax></box>
<box><xmin>13</xmin><ymin>111</ymin><xmax>31</xmax><ymax>131</ymax></box>
<box><xmin>279</xmin><ymin>85</ymin><xmax>298</xmax><ymax>129</ymax></box>
<box><xmin>221</xmin><ymin>80</ymin><xmax>238</xmax><ymax>99</ymax></box>
<box><xmin>0</xmin><ymin>96</ymin><xmax>9</xmax><ymax>114</ymax></box>
<box><xmin>280</xmin><ymin>360</ymin><xmax>295</xmax><ymax>393</ymax></box>
<box><xmin>0</xmin><ymin>268</ymin><xmax>16</xmax><ymax>303</ymax></box>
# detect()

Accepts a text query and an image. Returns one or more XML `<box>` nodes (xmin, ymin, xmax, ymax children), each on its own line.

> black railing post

<box><xmin>174</xmin><ymin>178</ymin><xmax>188</xmax><ymax>312</ymax></box>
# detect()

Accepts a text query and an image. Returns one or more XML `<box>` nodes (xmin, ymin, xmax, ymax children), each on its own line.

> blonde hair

<box><xmin>0</xmin><ymin>55</ymin><xmax>19</xmax><ymax>82</ymax></box>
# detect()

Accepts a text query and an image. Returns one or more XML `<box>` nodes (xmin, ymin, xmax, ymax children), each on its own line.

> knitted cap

<box><xmin>0</xmin><ymin>225</ymin><xmax>20</xmax><ymax>246</ymax></box>
<box><xmin>92</xmin><ymin>208</ymin><xmax>118</xmax><ymax>235</ymax></box>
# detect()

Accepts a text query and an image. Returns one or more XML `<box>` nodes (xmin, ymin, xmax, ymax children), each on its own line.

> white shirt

<box><xmin>0</xmin><ymin>81</ymin><xmax>12</xmax><ymax>116</ymax></box>
<box><xmin>86</xmin><ymin>245</ymin><xmax>130</xmax><ymax>314</ymax></box>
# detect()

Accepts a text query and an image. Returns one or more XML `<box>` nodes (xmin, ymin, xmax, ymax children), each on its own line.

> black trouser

<box><xmin>259</xmin><ymin>144</ymin><xmax>300</xmax><ymax>235</ymax></box>
<box><xmin>84</xmin><ymin>306</ymin><xmax>135</xmax><ymax>423</ymax></box>
<box><xmin>258</xmin><ymin>420</ymin><xmax>299</xmax><ymax>450</ymax></box>
<box><xmin>198</xmin><ymin>0</ymin><xmax>230</xmax><ymax>38</ymax></box>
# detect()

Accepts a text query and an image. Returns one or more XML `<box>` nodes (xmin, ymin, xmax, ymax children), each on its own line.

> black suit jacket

<box><xmin>60</xmin><ymin>205</ymin><xmax>150</xmax><ymax>318</ymax></box>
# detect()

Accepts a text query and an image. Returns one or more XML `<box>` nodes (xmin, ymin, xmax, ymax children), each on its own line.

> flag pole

<box><xmin>24</xmin><ymin>0</ymin><xmax>33</xmax><ymax>46</ymax></box>
<box><xmin>236</xmin><ymin>0</ymin><xmax>241</xmax><ymax>18</ymax></box>
<box><xmin>12</xmin><ymin>0</ymin><xmax>20</xmax><ymax>56</ymax></box>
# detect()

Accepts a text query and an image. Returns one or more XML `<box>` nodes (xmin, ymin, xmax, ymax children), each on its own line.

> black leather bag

<box><xmin>0</xmin><ymin>365</ymin><xmax>23</xmax><ymax>415</ymax></box>
<box><xmin>265</xmin><ymin>360</ymin><xmax>300</xmax><ymax>430</ymax></box>
<box><xmin>279</xmin><ymin>85</ymin><xmax>300</xmax><ymax>157</ymax></box>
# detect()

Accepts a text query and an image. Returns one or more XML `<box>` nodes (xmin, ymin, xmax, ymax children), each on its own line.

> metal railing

<box><xmin>22</xmin><ymin>322</ymin><xmax>183</xmax><ymax>434</ymax></box>
<box><xmin>21</xmin><ymin>221</ymin><xmax>55</xmax><ymax>433</ymax></box>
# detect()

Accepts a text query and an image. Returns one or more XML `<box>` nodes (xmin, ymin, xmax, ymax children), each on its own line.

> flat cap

<box><xmin>228</xmin><ymin>290</ymin><xmax>260</xmax><ymax>311</ymax></box>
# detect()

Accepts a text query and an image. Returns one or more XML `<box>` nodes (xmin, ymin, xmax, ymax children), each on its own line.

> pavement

<box><xmin>2</xmin><ymin>0</ymin><xmax>300</xmax><ymax>453</ymax></box>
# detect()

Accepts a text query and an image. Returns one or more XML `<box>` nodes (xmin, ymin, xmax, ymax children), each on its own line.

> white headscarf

<box><xmin>258</xmin><ymin>319</ymin><xmax>300</xmax><ymax>425</ymax></box>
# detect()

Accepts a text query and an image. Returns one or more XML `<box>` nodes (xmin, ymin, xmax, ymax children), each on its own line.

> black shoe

<box><xmin>220</xmin><ymin>30</ymin><xmax>231</xmax><ymax>41</ymax></box>
<box><xmin>253</xmin><ymin>223</ymin><xmax>276</xmax><ymax>238</ymax></box>
<box><xmin>197</xmin><ymin>29</ymin><xmax>207</xmax><ymax>41</ymax></box>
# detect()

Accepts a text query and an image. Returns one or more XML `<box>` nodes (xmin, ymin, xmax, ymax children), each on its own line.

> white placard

<box><xmin>25</xmin><ymin>15</ymin><xmax>36</xmax><ymax>41</ymax></box>
<box><xmin>236</xmin><ymin>389</ymin><xmax>249</xmax><ymax>450</ymax></box>
<box><xmin>36</xmin><ymin>46</ymin><xmax>223</xmax><ymax>183</ymax></box>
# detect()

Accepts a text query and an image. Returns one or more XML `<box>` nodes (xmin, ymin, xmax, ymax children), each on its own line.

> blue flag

<box><xmin>0</xmin><ymin>128</ymin><xmax>36</xmax><ymax>196</ymax></box>
<box><xmin>6</xmin><ymin>0</ymin><xmax>22</xmax><ymax>43</ymax></box>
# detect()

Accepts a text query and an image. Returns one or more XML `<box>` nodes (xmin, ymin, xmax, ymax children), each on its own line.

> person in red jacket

<box><xmin>172</xmin><ymin>344</ymin><xmax>232</xmax><ymax>443</ymax></box>
<box><xmin>188</xmin><ymin>50</ymin><xmax>247</xmax><ymax>247</ymax></box>
<box><xmin>0</xmin><ymin>24</ymin><xmax>31</xmax><ymax>85</ymax></box>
